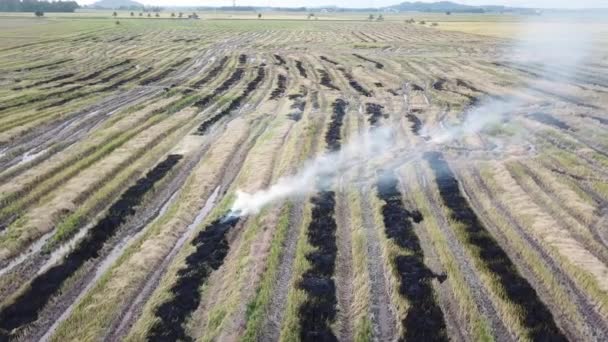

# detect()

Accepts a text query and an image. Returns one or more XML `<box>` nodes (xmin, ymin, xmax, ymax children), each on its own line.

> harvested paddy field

<box><xmin>0</xmin><ymin>12</ymin><xmax>607</xmax><ymax>342</ymax></box>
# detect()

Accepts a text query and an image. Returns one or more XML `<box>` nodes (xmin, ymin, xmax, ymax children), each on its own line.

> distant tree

<box><xmin>171</xmin><ymin>12</ymin><xmax>175</xmax><ymax>18</ymax></box>
<box><xmin>190</xmin><ymin>12</ymin><xmax>198</xmax><ymax>19</ymax></box>
<box><xmin>431</xmin><ymin>22</ymin><xmax>439</xmax><ymax>26</ymax></box>
<box><xmin>368</xmin><ymin>14</ymin><xmax>374</xmax><ymax>21</ymax></box>
<box><xmin>112</xmin><ymin>11</ymin><xmax>117</xmax><ymax>17</ymax></box>
<box><xmin>377</xmin><ymin>14</ymin><xmax>384</xmax><ymax>21</ymax></box>
<box><xmin>139</xmin><ymin>12</ymin><xmax>143</xmax><ymax>16</ymax></box>
<box><xmin>446</xmin><ymin>11</ymin><xmax>451</xmax><ymax>15</ymax></box>
<box><xmin>419</xmin><ymin>20</ymin><xmax>426</xmax><ymax>24</ymax></box>
<box><xmin>130</xmin><ymin>11</ymin><xmax>134</xmax><ymax>16</ymax></box>
<box><xmin>258</xmin><ymin>13</ymin><xmax>262</xmax><ymax>19</ymax></box>
<box><xmin>178</xmin><ymin>12</ymin><xmax>183</xmax><ymax>18</ymax></box>
<box><xmin>307</xmin><ymin>13</ymin><xmax>314</xmax><ymax>19</ymax></box>
<box><xmin>34</xmin><ymin>10</ymin><xmax>44</xmax><ymax>17</ymax></box>
<box><xmin>155</xmin><ymin>12</ymin><xmax>160</xmax><ymax>17</ymax></box>
<box><xmin>3</xmin><ymin>0</ymin><xmax>78</xmax><ymax>13</ymax></box>
<box><xmin>147</xmin><ymin>13</ymin><xmax>151</xmax><ymax>17</ymax></box>
<box><xmin>115</xmin><ymin>20</ymin><xmax>120</xmax><ymax>25</ymax></box>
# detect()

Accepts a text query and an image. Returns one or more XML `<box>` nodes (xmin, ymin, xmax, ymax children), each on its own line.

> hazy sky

<box><xmin>80</xmin><ymin>0</ymin><xmax>608</xmax><ymax>9</ymax></box>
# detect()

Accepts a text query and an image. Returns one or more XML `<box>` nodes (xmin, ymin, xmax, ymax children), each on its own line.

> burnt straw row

<box><xmin>195</xmin><ymin>65</ymin><xmax>265</xmax><ymax>135</ymax></box>
<box><xmin>317</xmin><ymin>69</ymin><xmax>340</xmax><ymax>91</ymax></box>
<box><xmin>270</xmin><ymin>74</ymin><xmax>287</xmax><ymax>100</ymax></box>
<box><xmin>296</xmin><ymin>60</ymin><xmax>307</xmax><ymax>78</ymax></box>
<box><xmin>148</xmin><ymin>215</ymin><xmax>240</xmax><ymax>342</ymax></box>
<box><xmin>338</xmin><ymin>68</ymin><xmax>372</xmax><ymax>97</ymax></box>
<box><xmin>2</xmin><ymin>64</ymin><xmax>150</xmax><ymax>113</ymax></box>
<box><xmin>193</xmin><ymin>67</ymin><xmax>245</xmax><ymax>109</ymax></box>
<box><xmin>529</xmin><ymin>112</ymin><xmax>572</xmax><ymax>131</ymax></box>
<box><xmin>376</xmin><ymin>169</ymin><xmax>448</xmax><ymax>341</ymax></box>
<box><xmin>15</xmin><ymin>58</ymin><xmax>72</xmax><ymax>72</ymax></box>
<box><xmin>406</xmin><ymin>113</ymin><xmax>422</xmax><ymax>135</ymax></box>
<box><xmin>424</xmin><ymin>151</ymin><xmax>567</xmax><ymax>341</ymax></box>
<box><xmin>274</xmin><ymin>54</ymin><xmax>286</xmax><ymax>66</ymax></box>
<box><xmin>320</xmin><ymin>56</ymin><xmax>339</xmax><ymax>65</ymax></box>
<box><xmin>297</xmin><ymin>98</ymin><xmax>348</xmax><ymax>341</ymax></box>
<box><xmin>138</xmin><ymin>58</ymin><xmax>190</xmax><ymax>86</ymax></box>
<box><xmin>352</xmin><ymin>53</ymin><xmax>384</xmax><ymax>69</ymax></box>
<box><xmin>12</xmin><ymin>73</ymin><xmax>75</xmax><ymax>90</ymax></box>
<box><xmin>365</xmin><ymin>103</ymin><xmax>385</xmax><ymax>127</ymax></box>
<box><xmin>191</xmin><ymin>56</ymin><xmax>228</xmax><ymax>89</ymax></box>
<box><xmin>287</xmin><ymin>90</ymin><xmax>307</xmax><ymax>121</ymax></box>
<box><xmin>0</xmin><ymin>154</ymin><xmax>182</xmax><ymax>338</ymax></box>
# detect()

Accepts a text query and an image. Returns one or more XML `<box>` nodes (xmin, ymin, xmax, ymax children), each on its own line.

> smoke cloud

<box><xmin>231</xmin><ymin>127</ymin><xmax>394</xmax><ymax>216</ymax></box>
<box><xmin>230</xmin><ymin>14</ymin><xmax>603</xmax><ymax>218</ymax></box>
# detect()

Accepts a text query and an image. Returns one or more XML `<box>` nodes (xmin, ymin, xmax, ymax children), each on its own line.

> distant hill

<box><xmin>384</xmin><ymin>1</ymin><xmax>533</xmax><ymax>13</ymax></box>
<box><xmin>92</xmin><ymin>0</ymin><xmax>144</xmax><ymax>10</ymax></box>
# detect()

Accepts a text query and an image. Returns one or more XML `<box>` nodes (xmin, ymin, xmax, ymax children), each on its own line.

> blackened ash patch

<box><xmin>339</xmin><ymin>68</ymin><xmax>372</xmax><ymax>97</ymax></box>
<box><xmin>456</xmin><ymin>79</ymin><xmax>484</xmax><ymax>94</ymax></box>
<box><xmin>376</xmin><ymin>169</ymin><xmax>448</xmax><ymax>341</ymax></box>
<box><xmin>139</xmin><ymin>68</ymin><xmax>176</xmax><ymax>86</ymax></box>
<box><xmin>16</xmin><ymin>58</ymin><xmax>72</xmax><ymax>72</ymax></box>
<box><xmin>193</xmin><ymin>68</ymin><xmax>244</xmax><ymax>109</ymax></box>
<box><xmin>138</xmin><ymin>58</ymin><xmax>191</xmax><ymax>86</ymax></box>
<box><xmin>12</xmin><ymin>73</ymin><xmax>75</xmax><ymax>90</ymax></box>
<box><xmin>195</xmin><ymin>66</ymin><xmax>265</xmax><ymax>135</ymax></box>
<box><xmin>326</xmin><ymin>99</ymin><xmax>348</xmax><ymax>152</ymax></box>
<box><xmin>529</xmin><ymin>112</ymin><xmax>572</xmax><ymax>131</ymax></box>
<box><xmin>270</xmin><ymin>74</ymin><xmax>287</xmax><ymax>100</ymax></box>
<box><xmin>424</xmin><ymin>151</ymin><xmax>567</xmax><ymax>342</ymax></box>
<box><xmin>432</xmin><ymin>78</ymin><xmax>447</xmax><ymax>91</ymax></box>
<box><xmin>0</xmin><ymin>155</ymin><xmax>182</xmax><ymax>338</ymax></box>
<box><xmin>410</xmin><ymin>83</ymin><xmax>424</xmax><ymax>92</ymax></box>
<box><xmin>353</xmin><ymin>53</ymin><xmax>384</xmax><ymax>69</ymax></box>
<box><xmin>296</xmin><ymin>60</ymin><xmax>307</xmax><ymax>78</ymax></box>
<box><xmin>287</xmin><ymin>90</ymin><xmax>307</xmax><ymax>121</ymax></box>
<box><xmin>320</xmin><ymin>56</ymin><xmax>339</xmax><ymax>65</ymax></box>
<box><xmin>191</xmin><ymin>56</ymin><xmax>228</xmax><ymax>89</ymax></box>
<box><xmin>317</xmin><ymin>69</ymin><xmax>340</xmax><ymax>91</ymax></box>
<box><xmin>365</xmin><ymin>103</ymin><xmax>385</xmax><ymax>127</ymax></box>
<box><xmin>406</xmin><ymin>114</ymin><xmax>422</xmax><ymax>135</ymax></box>
<box><xmin>297</xmin><ymin>98</ymin><xmax>348</xmax><ymax>342</ymax></box>
<box><xmin>374</xmin><ymin>82</ymin><xmax>383</xmax><ymax>88</ymax></box>
<box><xmin>148</xmin><ymin>214</ymin><xmax>240</xmax><ymax>342</ymax></box>
<box><xmin>274</xmin><ymin>54</ymin><xmax>286</xmax><ymax>66</ymax></box>
<box><xmin>239</xmin><ymin>54</ymin><xmax>247</xmax><ymax>64</ymax></box>
<box><xmin>298</xmin><ymin>191</ymin><xmax>338</xmax><ymax>342</ymax></box>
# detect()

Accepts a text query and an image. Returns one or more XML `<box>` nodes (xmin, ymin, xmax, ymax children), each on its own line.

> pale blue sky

<box><xmin>80</xmin><ymin>0</ymin><xmax>608</xmax><ymax>9</ymax></box>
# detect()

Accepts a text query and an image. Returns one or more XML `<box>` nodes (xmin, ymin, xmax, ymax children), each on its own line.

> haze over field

<box><xmin>0</xmin><ymin>6</ymin><xmax>607</xmax><ymax>342</ymax></box>
<box><xmin>78</xmin><ymin>0</ymin><xmax>608</xmax><ymax>9</ymax></box>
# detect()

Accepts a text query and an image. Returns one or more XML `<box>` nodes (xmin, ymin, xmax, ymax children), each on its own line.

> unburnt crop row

<box><xmin>0</xmin><ymin>154</ymin><xmax>182</xmax><ymax>340</ymax></box>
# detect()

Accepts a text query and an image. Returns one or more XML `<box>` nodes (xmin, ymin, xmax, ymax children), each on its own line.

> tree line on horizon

<box><xmin>0</xmin><ymin>0</ymin><xmax>79</xmax><ymax>13</ymax></box>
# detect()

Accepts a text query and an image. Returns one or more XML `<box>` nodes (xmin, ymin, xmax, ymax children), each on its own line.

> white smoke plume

<box><xmin>230</xmin><ymin>14</ymin><xmax>603</xmax><ymax>218</ymax></box>
<box><xmin>427</xmin><ymin>14</ymin><xmax>602</xmax><ymax>144</ymax></box>
<box><xmin>231</xmin><ymin>127</ymin><xmax>394</xmax><ymax>216</ymax></box>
